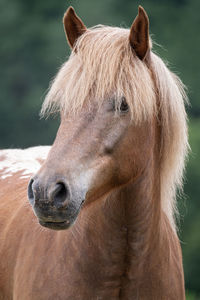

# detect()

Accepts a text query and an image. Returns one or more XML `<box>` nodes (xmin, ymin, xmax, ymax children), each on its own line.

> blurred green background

<box><xmin>0</xmin><ymin>0</ymin><xmax>199</xmax><ymax>297</ymax></box>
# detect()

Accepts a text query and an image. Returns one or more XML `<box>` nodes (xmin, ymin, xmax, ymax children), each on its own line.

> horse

<box><xmin>0</xmin><ymin>6</ymin><xmax>189</xmax><ymax>299</ymax></box>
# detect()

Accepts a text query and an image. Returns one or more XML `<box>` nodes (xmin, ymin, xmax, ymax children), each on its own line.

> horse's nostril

<box><xmin>28</xmin><ymin>179</ymin><xmax>34</xmax><ymax>202</ymax></box>
<box><xmin>50</xmin><ymin>182</ymin><xmax>68</xmax><ymax>208</ymax></box>
<box><xmin>28</xmin><ymin>178</ymin><xmax>69</xmax><ymax>209</ymax></box>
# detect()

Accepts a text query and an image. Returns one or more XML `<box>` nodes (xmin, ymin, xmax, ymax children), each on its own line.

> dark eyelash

<box><xmin>119</xmin><ymin>98</ymin><xmax>129</xmax><ymax>113</ymax></box>
<box><xmin>109</xmin><ymin>97</ymin><xmax>129</xmax><ymax>114</ymax></box>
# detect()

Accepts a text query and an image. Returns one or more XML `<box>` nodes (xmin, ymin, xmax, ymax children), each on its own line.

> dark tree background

<box><xmin>0</xmin><ymin>0</ymin><xmax>199</xmax><ymax>298</ymax></box>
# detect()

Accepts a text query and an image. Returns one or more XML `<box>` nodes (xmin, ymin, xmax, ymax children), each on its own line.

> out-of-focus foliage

<box><xmin>0</xmin><ymin>0</ymin><xmax>199</xmax><ymax>296</ymax></box>
<box><xmin>182</xmin><ymin>119</ymin><xmax>200</xmax><ymax>294</ymax></box>
<box><xmin>186</xmin><ymin>290</ymin><xmax>199</xmax><ymax>300</ymax></box>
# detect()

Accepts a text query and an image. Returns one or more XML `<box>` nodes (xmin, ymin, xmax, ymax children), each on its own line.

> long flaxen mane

<box><xmin>41</xmin><ymin>26</ymin><xmax>189</xmax><ymax>230</ymax></box>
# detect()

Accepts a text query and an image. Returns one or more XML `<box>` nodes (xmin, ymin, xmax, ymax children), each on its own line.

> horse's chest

<box><xmin>15</xmin><ymin>250</ymin><xmax>126</xmax><ymax>300</ymax></box>
<box><xmin>8</xmin><ymin>206</ymin><xmax>129</xmax><ymax>299</ymax></box>
<box><xmin>58</xmin><ymin>235</ymin><xmax>127</xmax><ymax>299</ymax></box>
<box><xmin>22</xmin><ymin>228</ymin><xmax>127</xmax><ymax>299</ymax></box>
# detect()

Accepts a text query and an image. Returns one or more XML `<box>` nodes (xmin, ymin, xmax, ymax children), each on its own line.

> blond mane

<box><xmin>41</xmin><ymin>26</ymin><xmax>189</xmax><ymax>230</ymax></box>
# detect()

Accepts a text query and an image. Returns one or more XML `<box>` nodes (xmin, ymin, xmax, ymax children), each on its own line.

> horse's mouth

<box><xmin>39</xmin><ymin>219</ymin><xmax>72</xmax><ymax>230</ymax></box>
<box><xmin>34</xmin><ymin>199</ymin><xmax>85</xmax><ymax>230</ymax></box>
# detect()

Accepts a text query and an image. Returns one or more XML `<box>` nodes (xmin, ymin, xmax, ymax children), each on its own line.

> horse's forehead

<box><xmin>0</xmin><ymin>146</ymin><xmax>50</xmax><ymax>180</ymax></box>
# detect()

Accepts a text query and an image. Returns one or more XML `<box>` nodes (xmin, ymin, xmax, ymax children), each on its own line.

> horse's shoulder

<box><xmin>0</xmin><ymin>146</ymin><xmax>50</xmax><ymax>181</ymax></box>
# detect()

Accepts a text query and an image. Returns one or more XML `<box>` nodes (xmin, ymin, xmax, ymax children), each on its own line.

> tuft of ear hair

<box><xmin>63</xmin><ymin>6</ymin><xmax>87</xmax><ymax>49</ymax></box>
<box><xmin>129</xmin><ymin>6</ymin><xmax>150</xmax><ymax>60</ymax></box>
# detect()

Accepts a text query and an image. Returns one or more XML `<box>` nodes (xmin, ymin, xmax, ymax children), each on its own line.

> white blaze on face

<box><xmin>0</xmin><ymin>146</ymin><xmax>50</xmax><ymax>180</ymax></box>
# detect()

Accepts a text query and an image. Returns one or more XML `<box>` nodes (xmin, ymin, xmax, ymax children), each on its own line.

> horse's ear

<box><xmin>129</xmin><ymin>6</ymin><xmax>149</xmax><ymax>60</ymax></box>
<box><xmin>63</xmin><ymin>7</ymin><xmax>87</xmax><ymax>49</ymax></box>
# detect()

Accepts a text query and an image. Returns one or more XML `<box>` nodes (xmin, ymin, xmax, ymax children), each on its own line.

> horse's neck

<box><xmin>107</xmin><ymin>162</ymin><xmax>162</xmax><ymax>275</ymax></box>
<box><xmin>67</xmin><ymin>159</ymin><xmax>184</xmax><ymax>298</ymax></box>
<box><xmin>79</xmin><ymin>160</ymin><xmax>163</xmax><ymax>276</ymax></box>
<box><xmin>93</xmin><ymin>164</ymin><xmax>184</xmax><ymax>298</ymax></box>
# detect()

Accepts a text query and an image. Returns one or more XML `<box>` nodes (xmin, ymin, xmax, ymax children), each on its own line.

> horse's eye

<box><xmin>119</xmin><ymin>98</ymin><xmax>129</xmax><ymax>113</ymax></box>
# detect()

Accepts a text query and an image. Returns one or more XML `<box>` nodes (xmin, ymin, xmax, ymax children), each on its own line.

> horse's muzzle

<box><xmin>27</xmin><ymin>176</ymin><xmax>84</xmax><ymax>230</ymax></box>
